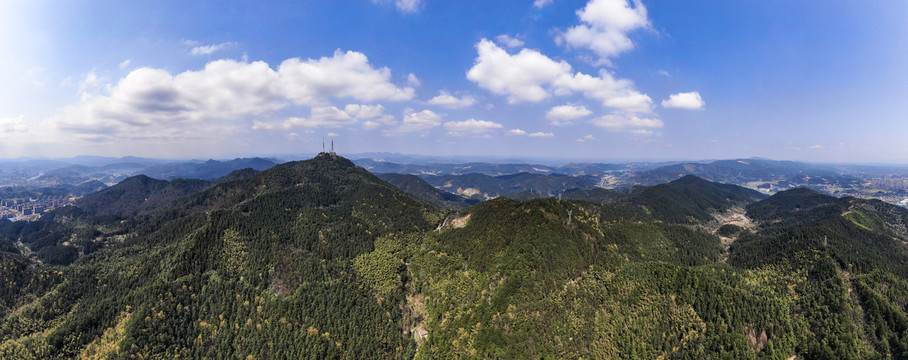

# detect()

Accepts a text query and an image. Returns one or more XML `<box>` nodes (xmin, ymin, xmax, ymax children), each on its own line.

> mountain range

<box><xmin>1</xmin><ymin>155</ymin><xmax>908</xmax><ymax>358</ymax></box>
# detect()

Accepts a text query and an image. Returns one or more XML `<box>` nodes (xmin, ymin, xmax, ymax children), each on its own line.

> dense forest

<box><xmin>1</xmin><ymin>154</ymin><xmax>908</xmax><ymax>358</ymax></box>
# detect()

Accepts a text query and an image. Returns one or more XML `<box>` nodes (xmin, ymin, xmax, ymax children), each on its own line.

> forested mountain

<box><xmin>632</xmin><ymin>158</ymin><xmax>863</xmax><ymax>190</ymax></box>
<box><xmin>75</xmin><ymin>175</ymin><xmax>213</xmax><ymax>217</ymax></box>
<box><xmin>627</xmin><ymin>175</ymin><xmax>767</xmax><ymax>224</ymax></box>
<box><xmin>3</xmin><ymin>155</ymin><xmax>908</xmax><ymax>358</ymax></box>
<box><xmin>377</xmin><ymin>173</ymin><xmax>477</xmax><ymax>209</ymax></box>
<box><xmin>419</xmin><ymin>172</ymin><xmax>598</xmax><ymax>200</ymax></box>
<box><xmin>139</xmin><ymin>157</ymin><xmax>278</xmax><ymax>180</ymax></box>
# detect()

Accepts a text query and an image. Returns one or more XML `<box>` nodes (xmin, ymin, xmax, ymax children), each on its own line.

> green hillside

<box><xmin>2</xmin><ymin>156</ymin><xmax>908</xmax><ymax>359</ymax></box>
<box><xmin>0</xmin><ymin>154</ymin><xmax>442</xmax><ymax>359</ymax></box>
<box><xmin>377</xmin><ymin>173</ymin><xmax>477</xmax><ymax>209</ymax></box>
<box><xmin>75</xmin><ymin>175</ymin><xmax>212</xmax><ymax>217</ymax></box>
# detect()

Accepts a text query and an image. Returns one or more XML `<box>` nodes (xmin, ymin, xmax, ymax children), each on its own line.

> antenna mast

<box><xmin>322</xmin><ymin>137</ymin><xmax>325</xmax><ymax>154</ymax></box>
<box><xmin>330</xmin><ymin>139</ymin><xmax>336</xmax><ymax>156</ymax></box>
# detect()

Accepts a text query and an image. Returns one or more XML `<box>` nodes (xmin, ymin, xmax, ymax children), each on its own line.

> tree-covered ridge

<box><xmin>0</xmin><ymin>153</ymin><xmax>444</xmax><ymax>359</ymax></box>
<box><xmin>419</xmin><ymin>172</ymin><xmax>598</xmax><ymax>200</ymax></box>
<box><xmin>74</xmin><ymin>174</ymin><xmax>212</xmax><ymax>217</ymax></box>
<box><xmin>377</xmin><ymin>173</ymin><xmax>477</xmax><ymax>209</ymax></box>
<box><xmin>626</xmin><ymin>174</ymin><xmax>768</xmax><ymax>224</ymax></box>
<box><xmin>4</xmin><ymin>156</ymin><xmax>908</xmax><ymax>358</ymax></box>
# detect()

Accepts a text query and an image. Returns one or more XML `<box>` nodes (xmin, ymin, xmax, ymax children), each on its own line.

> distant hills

<box><xmin>376</xmin><ymin>173</ymin><xmax>478</xmax><ymax>209</ymax></box>
<box><xmin>0</xmin><ymin>157</ymin><xmax>279</xmax><ymax>189</ymax></box>
<box><xmin>3</xmin><ymin>155</ymin><xmax>907</xmax><ymax>208</ymax></box>
<box><xmin>418</xmin><ymin>172</ymin><xmax>599</xmax><ymax>200</ymax></box>
<box><xmin>361</xmin><ymin>156</ymin><xmax>908</xmax><ymax>206</ymax></box>
<box><xmin>2</xmin><ymin>154</ymin><xmax>908</xmax><ymax>357</ymax></box>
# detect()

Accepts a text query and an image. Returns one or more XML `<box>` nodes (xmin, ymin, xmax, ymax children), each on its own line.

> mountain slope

<box><xmin>74</xmin><ymin>175</ymin><xmax>212</xmax><ymax>217</ymax></box>
<box><xmin>140</xmin><ymin>157</ymin><xmax>278</xmax><ymax>180</ymax></box>
<box><xmin>419</xmin><ymin>172</ymin><xmax>597</xmax><ymax>200</ymax></box>
<box><xmin>0</xmin><ymin>154</ymin><xmax>443</xmax><ymax>359</ymax></box>
<box><xmin>8</xmin><ymin>156</ymin><xmax>908</xmax><ymax>359</ymax></box>
<box><xmin>377</xmin><ymin>173</ymin><xmax>477</xmax><ymax>209</ymax></box>
<box><xmin>626</xmin><ymin>174</ymin><xmax>767</xmax><ymax>224</ymax></box>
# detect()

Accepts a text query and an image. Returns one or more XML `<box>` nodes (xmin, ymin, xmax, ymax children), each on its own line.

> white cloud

<box><xmin>384</xmin><ymin>109</ymin><xmax>442</xmax><ymax>135</ymax></box>
<box><xmin>467</xmin><ymin>39</ymin><xmax>652</xmax><ymax>113</ymax></box>
<box><xmin>252</xmin><ymin>106</ymin><xmax>355</xmax><ymax>130</ymax></box>
<box><xmin>345</xmin><ymin>104</ymin><xmax>395</xmax><ymax>128</ymax></box>
<box><xmin>190</xmin><ymin>42</ymin><xmax>237</xmax><ymax>56</ymax></box>
<box><xmin>546</xmin><ymin>104</ymin><xmax>593</xmax><ymax>125</ymax></box>
<box><xmin>631</xmin><ymin>129</ymin><xmax>654</xmax><ymax>136</ymax></box>
<box><xmin>529</xmin><ymin>132</ymin><xmax>554</xmax><ymax>137</ymax></box>
<box><xmin>507</xmin><ymin>129</ymin><xmax>527</xmax><ymax>136</ymax></box>
<box><xmin>576</xmin><ymin>134</ymin><xmax>595</xmax><ymax>142</ymax></box>
<box><xmin>78</xmin><ymin>72</ymin><xmax>102</xmax><ymax>94</ymax></box>
<box><xmin>443</xmin><ymin>119</ymin><xmax>503</xmax><ymax>136</ymax></box>
<box><xmin>534</xmin><ymin>0</ymin><xmax>554</xmax><ymax>8</ymax></box>
<box><xmin>590</xmin><ymin>113</ymin><xmax>663</xmax><ymax>129</ymax></box>
<box><xmin>467</xmin><ymin>39</ymin><xmax>571</xmax><ymax>103</ymax></box>
<box><xmin>427</xmin><ymin>91</ymin><xmax>477</xmax><ymax>109</ymax></box>
<box><xmin>326</xmin><ymin>132</ymin><xmax>339</xmax><ymax>137</ymax></box>
<box><xmin>407</xmin><ymin>73</ymin><xmax>421</xmax><ymax>87</ymax></box>
<box><xmin>307</xmin><ymin>106</ymin><xmax>357</xmax><ymax>128</ymax></box>
<box><xmin>44</xmin><ymin>50</ymin><xmax>412</xmax><ymax>147</ymax></box>
<box><xmin>557</xmin><ymin>0</ymin><xmax>650</xmax><ymax>65</ymax></box>
<box><xmin>552</xmin><ymin>70</ymin><xmax>653</xmax><ymax>113</ymax></box>
<box><xmin>279</xmin><ymin>50</ymin><xmax>415</xmax><ymax>106</ymax></box>
<box><xmin>372</xmin><ymin>0</ymin><xmax>422</xmax><ymax>13</ymax></box>
<box><xmin>119</xmin><ymin>59</ymin><xmax>131</xmax><ymax>69</ymax></box>
<box><xmin>494</xmin><ymin>34</ymin><xmax>525</xmax><ymax>48</ymax></box>
<box><xmin>661</xmin><ymin>91</ymin><xmax>705</xmax><ymax>110</ymax></box>
<box><xmin>0</xmin><ymin>115</ymin><xmax>28</xmax><ymax>133</ymax></box>
<box><xmin>657</xmin><ymin>69</ymin><xmax>671</xmax><ymax>77</ymax></box>
<box><xmin>396</xmin><ymin>0</ymin><xmax>421</xmax><ymax>12</ymax></box>
<box><xmin>810</xmin><ymin>145</ymin><xmax>823</xmax><ymax>150</ymax></box>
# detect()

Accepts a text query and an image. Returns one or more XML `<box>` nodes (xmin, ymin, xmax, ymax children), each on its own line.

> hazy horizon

<box><xmin>4</xmin><ymin>151</ymin><xmax>908</xmax><ymax>169</ymax></box>
<box><xmin>2</xmin><ymin>1</ymin><xmax>907</xmax><ymax>162</ymax></box>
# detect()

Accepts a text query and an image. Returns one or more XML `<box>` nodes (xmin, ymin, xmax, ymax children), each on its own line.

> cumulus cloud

<box><xmin>345</xmin><ymin>104</ymin><xmax>395</xmax><ymax>129</ymax></box>
<box><xmin>44</xmin><ymin>50</ymin><xmax>413</xmax><ymax>149</ymax></box>
<box><xmin>306</xmin><ymin>106</ymin><xmax>357</xmax><ymax>128</ymax></box>
<box><xmin>372</xmin><ymin>0</ymin><xmax>421</xmax><ymax>13</ymax></box>
<box><xmin>427</xmin><ymin>91</ymin><xmax>477</xmax><ymax>109</ymax></box>
<box><xmin>467</xmin><ymin>39</ymin><xmax>571</xmax><ymax>103</ymax></box>
<box><xmin>529</xmin><ymin>132</ymin><xmax>555</xmax><ymax>137</ymax></box>
<box><xmin>443</xmin><ymin>119</ymin><xmax>503</xmax><ymax>136</ymax></box>
<box><xmin>494</xmin><ymin>34</ymin><xmax>525</xmax><ymax>48</ymax></box>
<box><xmin>467</xmin><ymin>39</ymin><xmax>652</xmax><ymax>113</ymax></box>
<box><xmin>384</xmin><ymin>109</ymin><xmax>442</xmax><ymax>135</ymax></box>
<box><xmin>252</xmin><ymin>106</ymin><xmax>355</xmax><ymax>130</ymax></box>
<box><xmin>576</xmin><ymin>134</ymin><xmax>595</xmax><ymax>142</ymax></box>
<box><xmin>534</xmin><ymin>0</ymin><xmax>554</xmax><ymax>8</ymax></box>
<box><xmin>407</xmin><ymin>73</ymin><xmax>421</xmax><ymax>87</ymax></box>
<box><xmin>546</xmin><ymin>104</ymin><xmax>593</xmax><ymax>125</ymax></box>
<box><xmin>590</xmin><ymin>113</ymin><xmax>663</xmax><ymax>129</ymax></box>
<box><xmin>190</xmin><ymin>42</ymin><xmax>237</xmax><ymax>56</ymax></box>
<box><xmin>661</xmin><ymin>91</ymin><xmax>705</xmax><ymax>110</ymax></box>
<box><xmin>279</xmin><ymin>50</ymin><xmax>415</xmax><ymax>106</ymax></box>
<box><xmin>557</xmin><ymin>0</ymin><xmax>650</xmax><ymax>65</ymax></box>
<box><xmin>507</xmin><ymin>129</ymin><xmax>527</xmax><ymax>136</ymax></box>
<box><xmin>810</xmin><ymin>145</ymin><xmax>823</xmax><ymax>150</ymax></box>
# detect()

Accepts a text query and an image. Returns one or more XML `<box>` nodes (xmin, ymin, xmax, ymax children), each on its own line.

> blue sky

<box><xmin>1</xmin><ymin>0</ymin><xmax>907</xmax><ymax>162</ymax></box>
